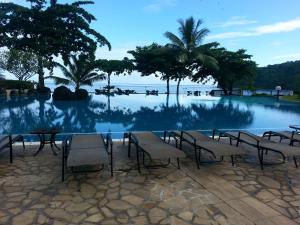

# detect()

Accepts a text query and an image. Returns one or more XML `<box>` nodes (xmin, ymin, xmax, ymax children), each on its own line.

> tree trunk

<box><xmin>18</xmin><ymin>78</ymin><xmax>22</xmax><ymax>93</ymax></box>
<box><xmin>75</xmin><ymin>84</ymin><xmax>80</xmax><ymax>92</ymax></box>
<box><xmin>37</xmin><ymin>56</ymin><xmax>44</xmax><ymax>88</ymax></box>
<box><xmin>107</xmin><ymin>73</ymin><xmax>111</xmax><ymax>94</ymax></box>
<box><xmin>166</xmin><ymin>78</ymin><xmax>170</xmax><ymax>94</ymax></box>
<box><xmin>166</xmin><ymin>93</ymin><xmax>169</xmax><ymax>108</ymax></box>
<box><xmin>176</xmin><ymin>78</ymin><xmax>181</xmax><ymax>95</ymax></box>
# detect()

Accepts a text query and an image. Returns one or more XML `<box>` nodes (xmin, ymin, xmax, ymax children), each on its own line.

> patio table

<box><xmin>30</xmin><ymin>128</ymin><xmax>60</xmax><ymax>156</ymax></box>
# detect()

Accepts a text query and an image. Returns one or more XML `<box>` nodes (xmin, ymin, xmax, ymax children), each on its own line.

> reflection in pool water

<box><xmin>0</xmin><ymin>94</ymin><xmax>299</xmax><ymax>138</ymax></box>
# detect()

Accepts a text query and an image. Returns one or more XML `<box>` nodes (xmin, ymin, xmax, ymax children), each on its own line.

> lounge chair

<box><xmin>128</xmin><ymin>131</ymin><xmax>186</xmax><ymax>173</ymax></box>
<box><xmin>0</xmin><ymin>135</ymin><xmax>25</xmax><ymax>163</ymax></box>
<box><xmin>62</xmin><ymin>134</ymin><xmax>113</xmax><ymax>182</ymax></box>
<box><xmin>263</xmin><ymin>131</ymin><xmax>300</xmax><ymax>145</ymax></box>
<box><xmin>219</xmin><ymin>131</ymin><xmax>300</xmax><ymax>169</ymax></box>
<box><xmin>170</xmin><ymin>130</ymin><xmax>246</xmax><ymax>169</ymax></box>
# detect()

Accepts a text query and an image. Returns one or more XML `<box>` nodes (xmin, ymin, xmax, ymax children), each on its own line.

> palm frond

<box><xmin>49</xmin><ymin>76</ymin><xmax>72</xmax><ymax>85</ymax></box>
<box><xmin>164</xmin><ymin>32</ymin><xmax>185</xmax><ymax>48</ymax></box>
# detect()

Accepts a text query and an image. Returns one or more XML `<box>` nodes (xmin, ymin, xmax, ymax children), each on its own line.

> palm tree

<box><xmin>165</xmin><ymin>17</ymin><xmax>218</xmax><ymax>94</ymax></box>
<box><xmin>50</xmin><ymin>54</ymin><xmax>105</xmax><ymax>92</ymax></box>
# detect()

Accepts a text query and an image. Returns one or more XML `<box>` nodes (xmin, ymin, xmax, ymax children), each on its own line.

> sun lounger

<box><xmin>219</xmin><ymin>131</ymin><xmax>300</xmax><ymax>169</ymax></box>
<box><xmin>263</xmin><ymin>131</ymin><xmax>300</xmax><ymax>145</ymax></box>
<box><xmin>0</xmin><ymin>135</ymin><xmax>25</xmax><ymax>163</ymax></box>
<box><xmin>170</xmin><ymin>130</ymin><xmax>246</xmax><ymax>169</ymax></box>
<box><xmin>128</xmin><ymin>131</ymin><xmax>186</xmax><ymax>173</ymax></box>
<box><xmin>62</xmin><ymin>134</ymin><xmax>113</xmax><ymax>182</ymax></box>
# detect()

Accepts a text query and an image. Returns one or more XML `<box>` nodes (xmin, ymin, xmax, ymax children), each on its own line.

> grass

<box><xmin>280</xmin><ymin>95</ymin><xmax>300</xmax><ymax>102</ymax></box>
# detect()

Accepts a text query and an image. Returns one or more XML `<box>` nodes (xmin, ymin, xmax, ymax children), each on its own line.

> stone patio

<box><xmin>1</xmin><ymin>140</ymin><xmax>300</xmax><ymax>225</ymax></box>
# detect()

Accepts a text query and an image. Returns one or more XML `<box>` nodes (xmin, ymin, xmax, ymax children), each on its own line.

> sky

<box><xmin>2</xmin><ymin>0</ymin><xmax>300</xmax><ymax>85</ymax></box>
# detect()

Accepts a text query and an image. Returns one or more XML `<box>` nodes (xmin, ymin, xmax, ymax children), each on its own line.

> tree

<box><xmin>0</xmin><ymin>0</ymin><xmax>111</xmax><ymax>89</ymax></box>
<box><xmin>97</xmin><ymin>58</ymin><xmax>134</xmax><ymax>93</ymax></box>
<box><xmin>165</xmin><ymin>17</ymin><xmax>218</xmax><ymax>94</ymax></box>
<box><xmin>128</xmin><ymin>43</ymin><xmax>186</xmax><ymax>94</ymax></box>
<box><xmin>0</xmin><ymin>49</ymin><xmax>38</xmax><ymax>91</ymax></box>
<box><xmin>193</xmin><ymin>47</ymin><xmax>257</xmax><ymax>95</ymax></box>
<box><xmin>50</xmin><ymin>54</ymin><xmax>105</xmax><ymax>92</ymax></box>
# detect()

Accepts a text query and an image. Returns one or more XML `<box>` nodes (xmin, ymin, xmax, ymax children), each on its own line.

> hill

<box><xmin>255</xmin><ymin>60</ymin><xmax>300</xmax><ymax>92</ymax></box>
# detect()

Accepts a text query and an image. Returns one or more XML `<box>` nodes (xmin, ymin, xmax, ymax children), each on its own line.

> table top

<box><xmin>30</xmin><ymin>128</ymin><xmax>60</xmax><ymax>135</ymax></box>
<box><xmin>289</xmin><ymin>125</ymin><xmax>300</xmax><ymax>130</ymax></box>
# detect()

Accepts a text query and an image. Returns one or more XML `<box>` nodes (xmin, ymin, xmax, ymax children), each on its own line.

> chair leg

<box><xmin>259</xmin><ymin>149</ymin><xmax>264</xmax><ymax>170</ymax></box>
<box><xmin>62</xmin><ymin>151</ymin><xmax>65</xmax><ymax>182</ymax></box>
<box><xmin>9</xmin><ymin>136</ymin><xmax>13</xmax><ymax>163</ymax></box>
<box><xmin>194</xmin><ymin>147</ymin><xmax>200</xmax><ymax>169</ymax></box>
<box><xmin>22</xmin><ymin>138</ymin><xmax>25</xmax><ymax>149</ymax></box>
<box><xmin>177</xmin><ymin>158</ymin><xmax>180</xmax><ymax>169</ymax></box>
<box><xmin>128</xmin><ymin>140</ymin><xmax>131</xmax><ymax>158</ymax></box>
<box><xmin>110</xmin><ymin>150</ymin><xmax>113</xmax><ymax>177</ymax></box>
<box><xmin>136</xmin><ymin>146</ymin><xmax>141</xmax><ymax>173</ymax></box>
<box><xmin>293</xmin><ymin>156</ymin><xmax>298</xmax><ymax>168</ymax></box>
<box><xmin>231</xmin><ymin>155</ymin><xmax>234</xmax><ymax>167</ymax></box>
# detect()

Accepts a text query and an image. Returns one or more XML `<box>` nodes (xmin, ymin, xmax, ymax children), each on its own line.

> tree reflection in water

<box><xmin>6</xmin><ymin>94</ymin><xmax>300</xmax><ymax>137</ymax></box>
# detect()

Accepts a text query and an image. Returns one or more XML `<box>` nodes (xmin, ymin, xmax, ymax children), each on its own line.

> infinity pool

<box><xmin>0</xmin><ymin>94</ymin><xmax>299</xmax><ymax>138</ymax></box>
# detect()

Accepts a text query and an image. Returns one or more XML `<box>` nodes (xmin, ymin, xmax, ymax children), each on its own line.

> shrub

<box><xmin>36</xmin><ymin>86</ymin><xmax>51</xmax><ymax>95</ymax></box>
<box><xmin>0</xmin><ymin>88</ymin><xmax>5</xmax><ymax>96</ymax></box>
<box><xmin>0</xmin><ymin>79</ymin><xmax>34</xmax><ymax>90</ymax></box>
<box><xmin>53</xmin><ymin>86</ymin><xmax>74</xmax><ymax>101</ymax></box>
<box><xmin>75</xmin><ymin>89</ymin><xmax>89</xmax><ymax>100</ymax></box>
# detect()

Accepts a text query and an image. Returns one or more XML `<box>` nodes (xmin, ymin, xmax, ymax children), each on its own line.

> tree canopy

<box><xmin>164</xmin><ymin>17</ymin><xmax>218</xmax><ymax>94</ymax></box>
<box><xmin>0</xmin><ymin>0</ymin><xmax>111</xmax><ymax>88</ymax></box>
<box><xmin>50</xmin><ymin>54</ymin><xmax>105</xmax><ymax>91</ymax></box>
<box><xmin>128</xmin><ymin>43</ymin><xmax>187</xmax><ymax>94</ymax></box>
<box><xmin>193</xmin><ymin>47</ymin><xmax>257</xmax><ymax>94</ymax></box>
<box><xmin>97</xmin><ymin>58</ymin><xmax>134</xmax><ymax>91</ymax></box>
<box><xmin>0</xmin><ymin>49</ymin><xmax>38</xmax><ymax>82</ymax></box>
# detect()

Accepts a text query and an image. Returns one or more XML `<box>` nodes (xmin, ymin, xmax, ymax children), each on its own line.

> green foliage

<box><xmin>193</xmin><ymin>47</ymin><xmax>257</xmax><ymax>95</ymax></box>
<box><xmin>164</xmin><ymin>17</ymin><xmax>218</xmax><ymax>94</ymax></box>
<box><xmin>128</xmin><ymin>43</ymin><xmax>187</xmax><ymax>93</ymax></box>
<box><xmin>0</xmin><ymin>79</ymin><xmax>34</xmax><ymax>90</ymax></box>
<box><xmin>0</xmin><ymin>49</ymin><xmax>38</xmax><ymax>83</ymax></box>
<box><xmin>50</xmin><ymin>54</ymin><xmax>105</xmax><ymax>91</ymax></box>
<box><xmin>0</xmin><ymin>0</ymin><xmax>111</xmax><ymax>87</ymax></box>
<box><xmin>255</xmin><ymin>61</ymin><xmax>300</xmax><ymax>92</ymax></box>
<box><xmin>97</xmin><ymin>58</ymin><xmax>134</xmax><ymax>89</ymax></box>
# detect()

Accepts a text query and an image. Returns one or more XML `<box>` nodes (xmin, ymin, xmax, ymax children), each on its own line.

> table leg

<box><xmin>50</xmin><ymin>134</ymin><xmax>59</xmax><ymax>155</ymax></box>
<box><xmin>34</xmin><ymin>134</ymin><xmax>44</xmax><ymax>156</ymax></box>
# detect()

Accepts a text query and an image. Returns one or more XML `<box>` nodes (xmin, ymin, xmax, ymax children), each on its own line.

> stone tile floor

<box><xmin>1</xmin><ymin>140</ymin><xmax>300</xmax><ymax>225</ymax></box>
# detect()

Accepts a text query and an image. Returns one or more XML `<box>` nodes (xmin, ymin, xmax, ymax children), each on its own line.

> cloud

<box><xmin>273</xmin><ymin>53</ymin><xmax>300</xmax><ymax>60</ymax></box>
<box><xmin>95</xmin><ymin>41</ymin><xmax>151</xmax><ymax>60</ymax></box>
<box><xmin>208</xmin><ymin>17</ymin><xmax>300</xmax><ymax>39</ymax></box>
<box><xmin>0</xmin><ymin>0</ymin><xmax>28</xmax><ymax>4</ymax></box>
<box><xmin>216</xmin><ymin>16</ymin><xmax>257</xmax><ymax>28</ymax></box>
<box><xmin>144</xmin><ymin>0</ymin><xmax>176</xmax><ymax>13</ymax></box>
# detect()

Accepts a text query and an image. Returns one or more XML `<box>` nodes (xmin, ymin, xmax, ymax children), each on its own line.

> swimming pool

<box><xmin>0</xmin><ymin>94</ymin><xmax>299</xmax><ymax>139</ymax></box>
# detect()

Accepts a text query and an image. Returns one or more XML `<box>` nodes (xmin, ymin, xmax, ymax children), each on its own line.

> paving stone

<box><xmin>80</xmin><ymin>183</ymin><xmax>97</xmax><ymax>198</ymax></box>
<box><xmin>178</xmin><ymin>211</ymin><xmax>194</xmax><ymax>221</ymax></box>
<box><xmin>122</xmin><ymin>195</ymin><xmax>144</xmax><ymax>205</ymax></box>
<box><xmin>106</xmin><ymin>200</ymin><xmax>132</xmax><ymax>210</ymax></box>
<box><xmin>85</xmin><ymin>213</ymin><xmax>104</xmax><ymax>223</ymax></box>
<box><xmin>65</xmin><ymin>202</ymin><xmax>92</xmax><ymax>212</ymax></box>
<box><xmin>149</xmin><ymin>207</ymin><xmax>167</xmax><ymax>223</ymax></box>
<box><xmin>131</xmin><ymin>215</ymin><xmax>148</xmax><ymax>225</ymax></box>
<box><xmin>258</xmin><ymin>176</ymin><xmax>281</xmax><ymax>189</ymax></box>
<box><xmin>12</xmin><ymin>210</ymin><xmax>37</xmax><ymax>225</ymax></box>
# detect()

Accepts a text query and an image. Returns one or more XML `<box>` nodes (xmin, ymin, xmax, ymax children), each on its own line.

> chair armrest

<box><xmin>62</xmin><ymin>135</ymin><xmax>72</xmax><ymax>157</ymax></box>
<box><xmin>105</xmin><ymin>133</ymin><xmax>113</xmax><ymax>155</ymax></box>
<box><xmin>238</xmin><ymin>131</ymin><xmax>261</xmax><ymax>147</ymax></box>
<box><xmin>181</xmin><ymin>131</ymin><xmax>197</xmax><ymax>144</ymax></box>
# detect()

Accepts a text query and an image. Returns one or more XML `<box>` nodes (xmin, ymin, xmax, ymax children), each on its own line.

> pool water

<box><xmin>0</xmin><ymin>94</ymin><xmax>299</xmax><ymax>139</ymax></box>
